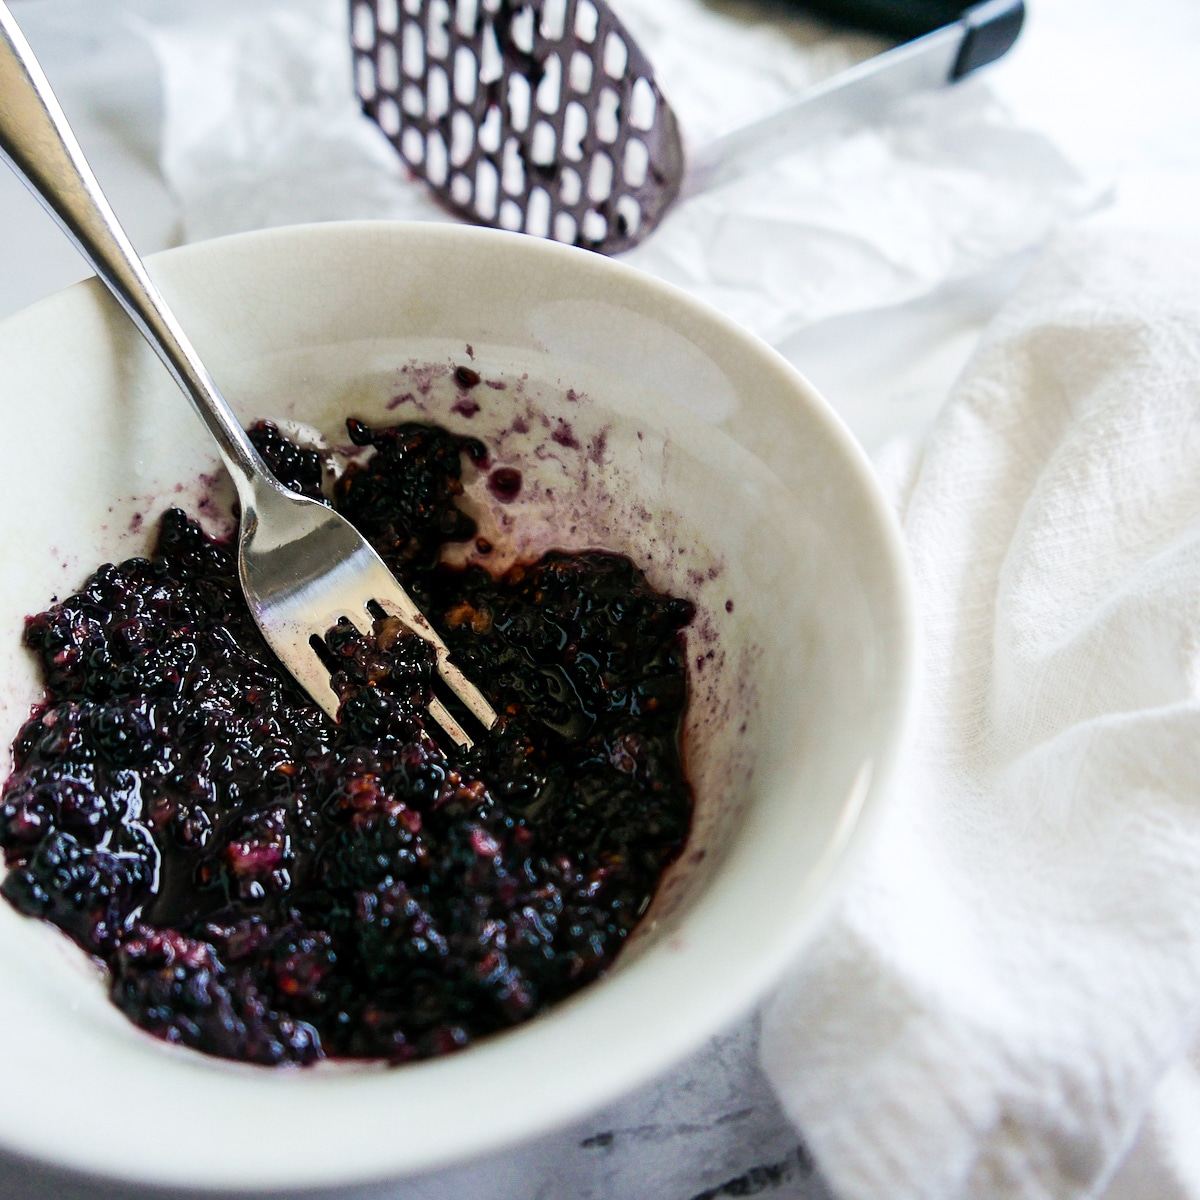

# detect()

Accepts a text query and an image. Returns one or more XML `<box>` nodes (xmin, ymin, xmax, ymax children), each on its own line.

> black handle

<box><xmin>777</xmin><ymin>0</ymin><xmax>1025</xmax><ymax>68</ymax></box>
<box><xmin>779</xmin><ymin>0</ymin><xmax>963</xmax><ymax>39</ymax></box>
<box><xmin>951</xmin><ymin>0</ymin><xmax>1025</xmax><ymax>78</ymax></box>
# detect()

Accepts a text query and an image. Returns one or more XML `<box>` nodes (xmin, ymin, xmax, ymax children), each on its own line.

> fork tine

<box><xmin>340</xmin><ymin>607</ymin><xmax>374</xmax><ymax>637</ymax></box>
<box><xmin>285</xmin><ymin>641</ymin><xmax>343</xmax><ymax>723</ymax></box>
<box><xmin>435</xmin><ymin>652</ymin><xmax>499</xmax><ymax>730</ymax></box>
<box><xmin>426</xmin><ymin>697</ymin><xmax>474</xmax><ymax>749</ymax></box>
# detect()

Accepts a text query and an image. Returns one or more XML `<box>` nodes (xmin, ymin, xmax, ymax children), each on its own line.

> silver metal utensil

<box><xmin>350</xmin><ymin>0</ymin><xmax>1024</xmax><ymax>254</ymax></box>
<box><xmin>0</xmin><ymin>0</ymin><xmax>497</xmax><ymax>748</ymax></box>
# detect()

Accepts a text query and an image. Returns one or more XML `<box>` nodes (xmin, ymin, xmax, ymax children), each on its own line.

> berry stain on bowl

<box><xmin>0</xmin><ymin>406</ymin><xmax>697</xmax><ymax>1068</ymax></box>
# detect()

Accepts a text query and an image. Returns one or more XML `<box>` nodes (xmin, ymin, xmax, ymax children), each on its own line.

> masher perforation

<box><xmin>379</xmin><ymin>0</ymin><xmax>401</xmax><ymax>32</ymax></box>
<box><xmin>353</xmin><ymin>0</ymin><xmax>682</xmax><ymax>253</ymax></box>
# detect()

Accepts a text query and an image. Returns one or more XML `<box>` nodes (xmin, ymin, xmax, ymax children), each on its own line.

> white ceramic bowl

<box><xmin>0</xmin><ymin>221</ymin><xmax>913</xmax><ymax>1191</ymax></box>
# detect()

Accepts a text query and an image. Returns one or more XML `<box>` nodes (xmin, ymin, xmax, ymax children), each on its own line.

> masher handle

<box><xmin>952</xmin><ymin>0</ymin><xmax>1025</xmax><ymax>79</ymax></box>
<box><xmin>682</xmin><ymin>0</ymin><xmax>1025</xmax><ymax>197</ymax></box>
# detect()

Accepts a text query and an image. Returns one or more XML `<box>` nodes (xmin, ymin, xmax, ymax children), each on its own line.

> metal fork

<box><xmin>0</xmin><ymin>1</ymin><xmax>497</xmax><ymax>748</ymax></box>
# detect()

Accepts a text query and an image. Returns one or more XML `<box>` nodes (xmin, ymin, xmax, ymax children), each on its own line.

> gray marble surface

<box><xmin>0</xmin><ymin>1015</ymin><xmax>838</xmax><ymax>1200</ymax></box>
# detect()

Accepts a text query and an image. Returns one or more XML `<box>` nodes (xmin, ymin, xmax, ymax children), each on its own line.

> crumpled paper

<box><xmin>129</xmin><ymin>0</ymin><xmax>447</xmax><ymax>238</ymax></box>
<box><xmin>762</xmin><ymin>229</ymin><xmax>1200</xmax><ymax>1200</ymax></box>
<box><xmin>133</xmin><ymin>0</ymin><xmax>1104</xmax><ymax>343</ymax></box>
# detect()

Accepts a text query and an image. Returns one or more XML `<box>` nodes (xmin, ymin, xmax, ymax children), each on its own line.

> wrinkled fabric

<box><xmin>763</xmin><ymin>231</ymin><xmax>1200</xmax><ymax>1200</ymax></box>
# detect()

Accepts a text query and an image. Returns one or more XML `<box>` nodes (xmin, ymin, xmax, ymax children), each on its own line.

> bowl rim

<box><xmin>0</xmin><ymin>218</ymin><xmax>916</xmax><ymax>1191</ymax></box>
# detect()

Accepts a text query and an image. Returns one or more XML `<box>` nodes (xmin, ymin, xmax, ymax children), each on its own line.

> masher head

<box><xmin>350</xmin><ymin>0</ymin><xmax>684</xmax><ymax>254</ymax></box>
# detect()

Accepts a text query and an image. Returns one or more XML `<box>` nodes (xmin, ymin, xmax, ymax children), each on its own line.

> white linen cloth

<box><xmin>131</xmin><ymin>0</ymin><xmax>1100</xmax><ymax>344</ymax></box>
<box><xmin>762</xmin><ymin>230</ymin><xmax>1200</xmax><ymax>1200</ymax></box>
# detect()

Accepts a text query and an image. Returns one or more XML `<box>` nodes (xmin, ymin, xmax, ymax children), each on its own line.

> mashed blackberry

<box><xmin>0</xmin><ymin>419</ymin><xmax>694</xmax><ymax>1066</ymax></box>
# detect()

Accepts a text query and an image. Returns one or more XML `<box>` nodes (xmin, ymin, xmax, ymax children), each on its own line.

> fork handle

<box><xmin>0</xmin><ymin>1</ymin><xmax>265</xmax><ymax>503</ymax></box>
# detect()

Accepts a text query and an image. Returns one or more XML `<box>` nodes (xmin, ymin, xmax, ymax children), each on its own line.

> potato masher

<box><xmin>349</xmin><ymin>0</ymin><xmax>1024</xmax><ymax>254</ymax></box>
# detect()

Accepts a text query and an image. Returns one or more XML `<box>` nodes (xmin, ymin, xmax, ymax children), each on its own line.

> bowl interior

<box><xmin>0</xmin><ymin>222</ymin><xmax>912</xmax><ymax>1189</ymax></box>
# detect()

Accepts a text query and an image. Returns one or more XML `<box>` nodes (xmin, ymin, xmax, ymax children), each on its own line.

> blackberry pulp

<box><xmin>0</xmin><ymin>419</ymin><xmax>694</xmax><ymax>1066</ymax></box>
